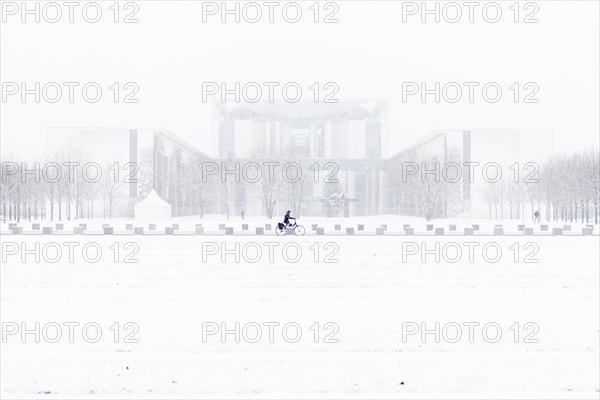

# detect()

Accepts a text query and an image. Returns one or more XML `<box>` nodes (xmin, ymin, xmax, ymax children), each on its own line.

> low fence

<box><xmin>1</xmin><ymin>222</ymin><xmax>597</xmax><ymax>237</ymax></box>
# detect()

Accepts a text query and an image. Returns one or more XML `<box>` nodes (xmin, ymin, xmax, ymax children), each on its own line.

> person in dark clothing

<box><xmin>533</xmin><ymin>210</ymin><xmax>540</xmax><ymax>223</ymax></box>
<box><xmin>283</xmin><ymin>210</ymin><xmax>296</xmax><ymax>227</ymax></box>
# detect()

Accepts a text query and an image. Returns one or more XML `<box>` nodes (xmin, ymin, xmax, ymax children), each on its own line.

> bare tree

<box><xmin>258</xmin><ymin>161</ymin><xmax>284</xmax><ymax>220</ymax></box>
<box><xmin>401</xmin><ymin>160</ymin><xmax>449</xmax><ymax>221</ymax></box>
<box><xmin>189</xmin><ymin>155</ymin><xmax>216</xmax><ymax>218</ymax></box>
<box><xmin>479</xmin><ymin>182</ymin><xmax>496</xmax><ymax>220</ymax></box>
<box><xmin>0</xmin><ymin>154</ymin><xmax>17</xmax><ymax>223</ymax></box>
<box><xmin>506</xmin><ymin>179</ymin><xmax>523</xmax><ymax>220</ymax></box>
<box><xmin>584</xmin><ymin>150</ymin><xmax>600</xmax><ymax>224</ymax></box>
<box><xmin>283</xmin><ymin>157</ymin><xmax>309</xmax><ymax>218</ymax></box>
<box><xmin>101</xmin><ymin>164</ymin><xmax>123</xmax><ymax>219</ymax></box>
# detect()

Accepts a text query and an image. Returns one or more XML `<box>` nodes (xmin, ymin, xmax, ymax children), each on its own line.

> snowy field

<box><xmin>1</xmin><ymin>225</ymin><xmax>599</xmax><ymax>399</ymax></box>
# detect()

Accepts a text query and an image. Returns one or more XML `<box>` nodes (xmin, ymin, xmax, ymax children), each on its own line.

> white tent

<box><xmin>134</xmin><ymin>189</ymin><xmax>172</xmax><ymax>219</ymax></box>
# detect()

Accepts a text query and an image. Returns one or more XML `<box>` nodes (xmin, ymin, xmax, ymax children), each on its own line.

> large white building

<box><xmin>213</xmin><ymin>100</ymin><xmax>389</xmax><ymax>217</ymax></box>
<box><xmin>44</xmin><ymin>121</ymin><xmax>555</xmax><ymax>220</ymax></box>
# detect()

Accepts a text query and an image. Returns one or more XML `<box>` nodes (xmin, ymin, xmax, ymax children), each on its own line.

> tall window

<box><xmin>219</xmin><ymin>121</ymin><xmax>234</xmax><ymax>159</ymax></box>
<box><xmin>366</xmin><ymin>120</ymin><xmax>381</xmax><ymax>159</ymax></box>
<box><xmin>290</xmin><ymin>128</ymin><xmax>311</xmax><ymax>158</ymax></box>
<box><xmin>315</xmin><ymin>125</ymin><xmax>325</xmax><ymax>158</ymax></box>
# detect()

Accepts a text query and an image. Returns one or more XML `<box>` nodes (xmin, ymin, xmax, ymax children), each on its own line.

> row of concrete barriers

<box><xmin>2</xmin><ymin>222</ymin><xmax>597</xmax><ymax>236</ymax></box>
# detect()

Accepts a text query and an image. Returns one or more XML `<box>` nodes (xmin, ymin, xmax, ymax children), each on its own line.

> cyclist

<box><xmin>283</xmin><ymin>210</ymin><xmax>296</xmax><ymax>227</ymax></box>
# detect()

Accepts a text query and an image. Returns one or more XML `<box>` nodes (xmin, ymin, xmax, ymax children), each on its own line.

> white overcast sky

<box><xmin>1</xmin><ymin>0</ymin><xmax>599</xmax><ymax>158</ymax></box>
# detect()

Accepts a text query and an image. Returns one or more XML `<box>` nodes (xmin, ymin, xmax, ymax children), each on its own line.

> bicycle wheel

<box><xmin>294</xmin><ymin>225</ymin><xmax>305</xmax><ymax>236</ymax></box>
<box><xmin>275</xmin><ymin>226</ymin><xmax>287</xmax><ymax>236</ymax></box>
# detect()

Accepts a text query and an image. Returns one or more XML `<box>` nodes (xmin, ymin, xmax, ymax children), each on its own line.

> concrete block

<box><xmin>404</xmin><ymin>227</ymin><xmax>414</xmax><ymax>235</ymax></box>
<box><xmin>55</xmin><ymin>223</ymin><xmax>63</xmax><ymax>230</ymax></box>
<box><xmin>165</xmin><ymin>227</ymin><xmax>174</xmax><ymax>235</ymax></box>
<box><xmin>563</xmin><ymin>224</ymin><xmax>571</xmax><ymax>232</ymax></box>
<box><xmin>582</xmin><ymin>228</ymin><xmax>593</xmax><ymax>235</ymax></box>
<box><xmin>464</xmin><ymin>228</ymin><xmax>474</xmax><ymax>235</ymax></box>
<box><xmin>518</xmin><ymin>224</ymin><xmax>525</xmax><ymax>231</ymax></box>
<box><xmin>334</xmin><ymin>224</ymin><xmax>341</xmax><ymax>231</ymax></box>
<box><xmin>472</xmin><ymin>224</ymin><xmax>479</xmax><ymax>231</ymax></box>
<box><xmin>11</xmin><ymin>227</ymin><xmax>23</xmax><ymax>234</ymax></box>
<box><xmin>79</xmin><ymin>223</ymin><xmax>87</xmax><ymax>230</ymax></box>
<box><xmin>449</xmin><ymin>224</ymin><xmax>456</xmax><ymax>231</ymax></box>
<box><xmin>149</xmin><ymin>224</ymin><xmax>156</xmax><ymax>231</ymax></box>
<box><xmin>103</xmin><ymin>227</ymin><xmax>114</xmax><ymax>235</ymax></box>
<box><xmin>426</xmin><ymin>224</ymin><xmax>433</xmax><ymax>231</ymax></box>
<box><xmin>126</xmin><ymin>224</ymin><xmax>133</xmax><ymax>230</ymax></box>
<box><xmin>219</xmin><ymin>224</ymin><xmax>226</xmax><ymax>230</ymax></box>
<box><xmin>494</xmin><ymin>227</ymin><xmax>504</xmax><ymax>235</ymax></box>
<box><xmin>552</xmin><ymin>228</ymin><xmax>563</xmax><ymax>235</ymax></box>
<box><xmin>265</xmin><ymin>224</ymin><xmax>271</xmax><ymax>231</ymax></box>
<box><xmin>172</xmin><ymin>223</ymin><xmax>179</xmax><ymax>230</ymax></box>
<box><xmin>316</xmin><ymin>227</ymin><xmax>325</xmax><ymax>235</ymax></box>
<box><xmin>32</xmin><ymin>223</ymin><xmax>40</xmax><ymax>230</ymax></box>
<box><xmin>242</xmin><ymin>224</ymin><xmax>248</xmax><ymax>231</ymax></box>
<box><xmin>435</xmin><ymin>228</ymin><xmax>444</xmax><ymax>235</ymax></box>
<box><xmin>134</xmin><ymin>227</ymin><xmax>144</xmax><ymax>235</ymax></box>
<box><xmin>524</xmin><ymin>228</ymin><xmax>534</xmax><ymax>235</ymax></box>
<box><xmin>255</xmin><ymin>227</ymin><xmax>264</xmax><ymax>235</ymax></box>
<box><xmin>312</xmin><ymin>224</ymin><xmax>318</xmax><ymax>230</ymax></box>
<box><xmin>540</xmin><ymin>224</ymin><xmax>548</xmax><ymax>231</ymax></box>
<box><xmin>195</xmin><ymin>226</ymin><xmax>204</xmax><ymax>235</ymax></box>
<box><xmin>43</xmin><ymin>227</ymin><xmax>53</xmax><ymax>234</ymax></box>
<box><xmin>346</xmin><ymin>227</ymin><xmax>354</xmax><ymax>235</ymax></box>
<box><xmin>286</xmin><ymin>227</ymin><xmax>295</xmax><ymax>235</ymax></box>
<box><xmin>357</xmin><ymin>224</ymin><xmax>364</xmax><ymax>231</ymax></box>
<box><xmin>403</xmin><ymin>224</ymin><xmax>410</xmax><ymax>230</ymax></box>
<box><xmin>73</xmin><ymin>227</ymin><xmax>84</xmax><ymax>235</ymax></box>
<box><xmin>376</xmin><ymin>227</ymin><xmax>385</xmax><ymax>235</ymax></box>
<box><xmin>225</xmin><ymin>227</ymin><xmax>234</xmax><ymax>235</ymax></box>
<box><xmin>380</xmin><ymin>224</ymin><xmax>387</xmax><ymax>230</ymax></box>
<box><xmin>8</xmin><ymin>223</ymin><xmax>16</xmax><ymax>229</ymax></box>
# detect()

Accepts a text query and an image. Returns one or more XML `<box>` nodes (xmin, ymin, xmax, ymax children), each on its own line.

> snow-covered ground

<box><xmin>1</xmin><ymin>225</ymin><xmax>599</xmax><ymax>398</ymax></box>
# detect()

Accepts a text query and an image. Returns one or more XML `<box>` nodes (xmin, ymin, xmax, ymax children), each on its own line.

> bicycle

<box><xmin>275</xmin><ymin>221</ymin><xmax>305</xmax><ymax>236</ymax></box>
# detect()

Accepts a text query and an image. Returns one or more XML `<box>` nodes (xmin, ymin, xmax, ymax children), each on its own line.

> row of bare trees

<box><xmin>186</xmin><ymin>155</ymin><xmax>315</xmax><ymax>220</ymax></box>
<box><xmin>7</xmin><ymin>142</ymin><xmax>596</xmax><ymax>223</ymax></box>
<box><xmin>478</xmin><ymin>151</ymin><xmax>599</xmax><ymax>223</ymax></box>
<box><xmin>1</xmin><ymin>147</ymin><xmax>127</xmax><ymax>223</ymax></box>
<box><xmin>388</xmin><ymin>150</ymin><xmax>599</xmax><ymax>223</ymax></box>
<box><xmin>1</xmin><ymin>147</ymin><xmax>322</xmax><ymax>223</ymax></box>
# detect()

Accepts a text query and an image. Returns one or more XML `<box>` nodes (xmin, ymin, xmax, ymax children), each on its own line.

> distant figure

<box><xmin>241</xmin><ymin>209</ymin><xmax>245</xmax><ymax>220</ymax></box>
<box><xmin>533</xmin><ymin>210</ymin><xmax>540</xmax><ymax>223</ymax></box>
<box><xmin>283</xmin><ymin>210</ymin><xmax>296</xmax><ymax>227</ymax></box>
